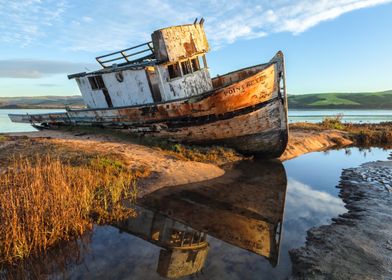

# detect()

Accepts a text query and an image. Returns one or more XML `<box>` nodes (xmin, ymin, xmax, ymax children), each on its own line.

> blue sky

<box><xmin>0</xmin><ymin>0</ymin><xmax>391</xmax><ymax>97</ymax></box>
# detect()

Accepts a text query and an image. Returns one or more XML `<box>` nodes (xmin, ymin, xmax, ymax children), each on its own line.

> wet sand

<box><xmin>279</xmin><ymin>128</ymin><xmax>352</xmax><ymax>161</ymax></box>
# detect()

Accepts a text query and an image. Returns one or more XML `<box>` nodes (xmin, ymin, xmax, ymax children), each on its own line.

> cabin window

<box><xmin>167</xmin><ymin>63</ymin><xmax>181</xmax><ymax>79</ymax></box>
<box><xmin>191</xmin><ymin>57</ymin><xmax>200</xmax><ymax>71</ymax></box>
<box><xmin>181</xmin><ymin>60</ymin><xmax>192</xmax><ymax>75</ymax></box>
<box><xmin>88</xmin><ymin>75</ymin><xmax>105</xmax><ymax>90</ymax></box>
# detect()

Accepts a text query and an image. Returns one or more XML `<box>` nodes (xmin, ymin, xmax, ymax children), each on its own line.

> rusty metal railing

<box><xmin>95</xmin><ymin>41</ymin><xmax>155</xmax><ymax>68</ymax></box>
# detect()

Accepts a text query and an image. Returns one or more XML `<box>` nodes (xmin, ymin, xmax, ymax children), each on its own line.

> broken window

<box><xmin>88</xmin><ymin>75</ymin><xmax>105</xmax><ymax>90</ymax></box>
<box><xmin>167</xmin><ymin>63</ymin><xmax>181</xmax><ymax>79</ymax></box>
<box><xmin>88</xmin><ymin>77</ymin><xmax>98</xmax><ymax>90</ymax></box>
<box><xmin>191</xmin><ymin>57</ymin><xmax>200</xmax><ymax>72</ymax></box>
<box><xmin>181</xmin><ymin>60</ymin><xmax>192</xmax><ymax>75</ymax></box>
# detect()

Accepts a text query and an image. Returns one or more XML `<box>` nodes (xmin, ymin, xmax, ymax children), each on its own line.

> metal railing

<box><xmin>95</xmin><ymin>41</ymin><xmax>155</xmax><ymax>68</ymax></box>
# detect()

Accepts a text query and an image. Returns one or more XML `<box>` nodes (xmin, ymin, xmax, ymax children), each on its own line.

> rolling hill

<box><xmin>0</xmin><ymin>96</ymin><xmax>84</xmax><ymax>109</ymax></box>
<box><xmin>288</xmin><ymin>90</ymin><xmax>392</xmax><ymax>109</ymax></box>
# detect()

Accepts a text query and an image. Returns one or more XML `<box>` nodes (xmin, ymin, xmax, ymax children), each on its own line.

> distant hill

<box><xmin>0</xmin><ymin>96</ymin><xmax>84</xmax><ymax>109</ymax></box>
<box><xmin>288</xmin><ymin>90</ymin><xmax>392</xmax><ymax>109</ymax></box>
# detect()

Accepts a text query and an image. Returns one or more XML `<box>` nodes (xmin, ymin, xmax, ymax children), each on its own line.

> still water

<box><xmin>4</xmin><ymin>147</ymin><xmax>390</xmax><ymax>279</ymax></box>
<box><xmin>289</xmin><ymin>109</ymin><xmax>392</xmax><ymax>123</ymax></box>
<box><xmin>0</xmin><ymin>109</ymin><xmax>65</xmax><ymax>133</ymax></box>
<box><xmin>1</xmin><ymin>109</ymin><xmax>392</xmax><ymax>133</ymax></box>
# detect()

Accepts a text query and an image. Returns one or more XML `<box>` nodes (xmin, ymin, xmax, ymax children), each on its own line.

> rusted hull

<box><xmin>9</xmin><ymin>52</ymin><xmax>288</xmax><ymax>158</ymax></box>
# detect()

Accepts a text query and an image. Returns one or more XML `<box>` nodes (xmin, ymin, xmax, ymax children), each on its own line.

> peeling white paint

<box><xmin>101</xmin><ymin>70</ymin><xmax>153</xmax><ymax>107</ymax></box>
<box><xmin>76</xmin><ymin>65</ymin><xmax>213</xmax><ymax>109</ymax></box>
<box><xmin>76</xmin><ymin>77</ymin><xmax>108</xmax><ymax>108</ymax></box>
<box><xmin>74</xmin><ymin>23</ymin><xmax>213</xmax><ymax>109</ymax></box>
<box><xmin>156</xmin><ymin>66</ymin><xmax>213</xmax><ymax>101</ymax></box>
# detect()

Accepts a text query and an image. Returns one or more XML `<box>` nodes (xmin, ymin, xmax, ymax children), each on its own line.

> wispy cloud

<box><xmin>0</xmin><ymin>0</ymin><xmax>391</xmax><ymax>51</ymax></box>
<box><xmin>0</xmin><ymin>59</ymin><xmax>96</xmax><ymax>78</ymax></box>
<box><xmin>204</xmin><ymin>0</ymin><xmax>392</xmax><ymax>47</ymax></box>
<box><xmin>286</xmin><ymin>178</ymin><xmax>345</xmax><ymax>218</ymax></box>
<box><xmin>0</xmin><ymin>0</ymin><xmax>67</xmax><ymax>46</ymax></box>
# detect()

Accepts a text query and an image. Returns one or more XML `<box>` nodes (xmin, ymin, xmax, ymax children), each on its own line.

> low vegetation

<box><xmin>0</xmin><ymin>144</ymin><xmax>149</xmax><ymax>265</ymax></box>
<box><xmin>291</xmin><ymin>116</ymin><xmax>392</xmax><ymax>147</ymax></box>
<box><xmin>57</xmin><ymin>126</ymin><xmax>244</xmax><ymax>165</ymax></box>
<box><xmin>165</xmin><ymin>143</ymin><xmax>243</xmax><ymax>164</ymax></box>
<box><xmin>320</xmin><ymin>114</ymin><xmax>345</xmax><ymax>130</ymax></box>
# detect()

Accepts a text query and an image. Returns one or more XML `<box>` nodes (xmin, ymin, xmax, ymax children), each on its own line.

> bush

<box><xmin>321</xmin><ymin>114</ymin><xmax>345</xmax><ymax>130</ymax></box>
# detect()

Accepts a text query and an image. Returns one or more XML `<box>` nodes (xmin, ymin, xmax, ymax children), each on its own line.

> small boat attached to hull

<box><xmin>9</xmin><ymin>22</ymin><xmax>288</xmax><ymax>158</ymax></box>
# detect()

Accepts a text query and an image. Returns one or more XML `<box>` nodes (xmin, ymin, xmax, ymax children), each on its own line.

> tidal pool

<box><xmin>2</xmin><ymin>147</ymin><xmax>391</xmax><ymax>280</ymax></box>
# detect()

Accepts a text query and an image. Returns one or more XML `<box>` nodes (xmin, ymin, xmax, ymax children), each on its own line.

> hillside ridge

<box><xmin>288</xmin><ymin>90</ymin><xmax>392</xmax><ymax>109</ymax></box>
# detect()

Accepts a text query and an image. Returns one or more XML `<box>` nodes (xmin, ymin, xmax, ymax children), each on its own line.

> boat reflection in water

<box><xmin>114</xmin><ymin>159</ymin><xmax>287</xmax><ymax>279</ymax></box>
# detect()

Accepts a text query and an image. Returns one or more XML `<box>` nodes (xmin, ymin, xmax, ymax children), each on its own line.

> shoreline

<box><xmin>289</xmin><ymin>157</ymin><xmax>392</xmax><ymax>279</ymax></box>
<box><xmin>0</xmin><ymin>124</ymin><xmax>390</xmax><ymax>271</ymax></box>
<box><xmin>0</xmin><ymin>123</ymin><xmax>364</xmax><ymax>199</ymax></box>
<box><xmin>0</xmin><ymin>130</ymin><xmax>227</xmax><ymax>198</ymax></box>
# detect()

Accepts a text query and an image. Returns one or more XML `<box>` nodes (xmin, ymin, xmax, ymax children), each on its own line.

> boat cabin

<box><xmin>68</xmin><ymin>20</ymin><xmax>213</xmax><ymax>109</ymax></box>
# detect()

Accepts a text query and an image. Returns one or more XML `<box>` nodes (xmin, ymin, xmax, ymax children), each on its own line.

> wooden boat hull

<box><xmin>9</xmin><ymin>52</ymin><xmax>288</xmax><ymax>158</ymax></box>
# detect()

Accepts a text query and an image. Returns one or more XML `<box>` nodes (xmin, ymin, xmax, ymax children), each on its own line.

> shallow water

<box><xmin>0</xmin><ymin>109</ymin><xmax>65</xmax><ymax>133</ymax></box>
<box><xmin>289</xmin><ymin>109</ymin><xmax>392</xmax><ymax>123</ymax></box>
<box><xmin>3</xmin><ymin>147</ymin><xmax>390</xmax><ymax>279</ymax></box>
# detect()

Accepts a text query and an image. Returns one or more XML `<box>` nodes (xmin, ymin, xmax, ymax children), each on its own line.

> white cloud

<box><xmin>285</xmin><ymin>178</ymin><xmax>345</xmax><ymax>219</ymax></box>
<box><xmin>0</xmin><ymin>0</ymin><xmax>390</xmax><ymax>51</ymax></box>
<box><xmin>81</xmin><ymin>16</ymin><xmax>93</xmax><ymax>23</ymax></box>
<box><xmin>272</xmin><ymin>0</ymin><xmax>392</xmax><ymax>34</ymax></box>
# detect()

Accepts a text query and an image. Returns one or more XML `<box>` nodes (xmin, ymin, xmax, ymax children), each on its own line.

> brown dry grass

<box><xmin>161</xmin><ymin>143</ymin><xmax>243</xmax><ymax>165</ymax></box>
<box><xmin>0</xmin><ymin>151</ymin><xmax>149</xmax><ymax>265</ymax></box>
<box><xmin>52</xmin><ymin>126</ymin><xmax>244</xmax><ymax>165</ymax></box>
<box><xmin>290</xmin><ymin>119</ymin><xmax>392</xmax><ymax>148</ymax></box>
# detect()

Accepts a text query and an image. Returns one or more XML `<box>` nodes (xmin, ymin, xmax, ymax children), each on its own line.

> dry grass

<box><xmin>320</xmin><ymin>114</ymin><xmax>345</xmax><ymax>130</ymax></box>
<box><xmin>0</xmin><ymin>135</ymin><xmax>9</xmax><ymax>142</ymax></box>
<box><xmin>290</xmin><ymin>118</ymin><xmax>392</xmax><ymax>148</ymax></box>
<box><xmin>55</xmin><ymin>126</ymin><xmax>244</xmax><ymax>165</ymax></box>
<box><xmin>0</xmin><ymin>153</ymin><xmax>148</xmax><ymax>265</ymax></box>
<box><xmin>344</xmin><ymin>123</ymin><xmax>392</xmax><ymax>147</ymax></box>
<box><xmin>162</xmin><ymin>143</ymin><xmax>243</xmax><ymax>165</ymax></box>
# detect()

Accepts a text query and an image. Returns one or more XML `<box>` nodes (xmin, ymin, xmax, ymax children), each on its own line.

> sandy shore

<box><xmin>2</xmin><ymin>130</ymin><xmax>228</xmax><ymax>197</ymax></box>
<box><xmin>279</xmin><ymin>128</ymin><xmax>352</xmax><ymax>161</ymax></box>
<box><xmin>1</xmin><ymin>127</ymin><xmax>353</xmax><ymax>196</ymax></box>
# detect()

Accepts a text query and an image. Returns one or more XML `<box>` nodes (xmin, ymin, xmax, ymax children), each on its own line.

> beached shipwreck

<box><xmin>9</xmin><ymin>20</ymin><xmax>288</xmax><ymax>158</ymax></box>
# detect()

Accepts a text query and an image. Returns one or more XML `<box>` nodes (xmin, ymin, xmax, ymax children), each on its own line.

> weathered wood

<box><xmin>152</xmin><ymin>23</ymin><xmax>209</xmax><ymax>63</ymax></box>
